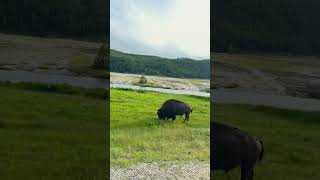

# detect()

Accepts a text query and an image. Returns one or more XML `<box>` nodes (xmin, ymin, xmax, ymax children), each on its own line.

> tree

<box><xmin>93</xmin><ymin>43</ymin><xmax>107</xmax><ymax>69</ymax></box>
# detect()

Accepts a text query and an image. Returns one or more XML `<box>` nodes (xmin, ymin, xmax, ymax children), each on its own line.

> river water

<box><xmin>1</xmin><ymin>70</ymin><xmax>320</xmax><ymax>111</ymax></box>
<box><xmin>212</xmin><ymin>90</ymin><xmax>320</xmax><ymax>111</ymax></box>
<box><xmin>0</xmin><ymin>70</ymin><xmax>107</xmax><ymax>89</ymax></box>
<box><xmin>0</xmin><ymin>70</ymin><xmax>209</xmax><ymax>97</ymax></box>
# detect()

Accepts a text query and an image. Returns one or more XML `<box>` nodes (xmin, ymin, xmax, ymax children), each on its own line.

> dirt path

<box><xmin>110</xmin><ymin>162</ymin><xmax>210</xmax><ymax>180</ymax></box>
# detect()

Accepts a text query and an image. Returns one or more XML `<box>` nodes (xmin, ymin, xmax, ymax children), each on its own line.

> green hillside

<box><xmin>110</xmin><ymin>49</ymin><xmax>210</xmax><ymax>79</ymax></box>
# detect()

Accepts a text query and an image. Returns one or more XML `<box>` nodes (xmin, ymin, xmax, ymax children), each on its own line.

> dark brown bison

<box><xmin>211</xmin><ymin>121</ymin><xmax>264</xmax><ymax>180</ymax></box>
<box><xmin>157</xmin><ymin>99</ymin><xmax>192</xmax><ymax>121</ymax></box>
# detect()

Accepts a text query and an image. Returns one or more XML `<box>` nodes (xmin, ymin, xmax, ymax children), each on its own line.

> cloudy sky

<box><xmin>110</xmin><ymin>0</ymin><xmax>210</xmax><ymax>60</ymax></box>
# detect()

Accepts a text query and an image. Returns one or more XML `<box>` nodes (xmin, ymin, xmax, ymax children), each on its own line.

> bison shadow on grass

<box><xmin>157</xmin><ymin>99</ymin><xmax>192</xmax><ymax>122</ymax></box>
<box><xmin>211</xmin><ymin>121</ymin><xmax>264</xmax><ymax>180</ymax></box>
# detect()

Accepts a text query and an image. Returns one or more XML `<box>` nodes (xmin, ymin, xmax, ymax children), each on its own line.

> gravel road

<box><xmin>110</xmin><ymin>162</ymin><xmax>210</xmax><ymax>180</ymax></box>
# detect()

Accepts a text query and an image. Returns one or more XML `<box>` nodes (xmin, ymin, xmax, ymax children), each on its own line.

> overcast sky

<box><xmin>110</xmin><ymin>0</ymin><xmax>210</xmax><ymax>60</ymax></box>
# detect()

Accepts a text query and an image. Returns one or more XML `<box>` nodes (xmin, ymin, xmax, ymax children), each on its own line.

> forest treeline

<box><xmin>212</xmin><ymin>0</ymin><xmax>320</xmax><ymax>54</ymax></box>
<box><xmin>110</xmin><ymin>50</ymin><xmax>210</xmax><ymax>79</ymax></box>
<box><xmin>0</xmin><ymin>0</ymin><xmax>107</xmax><ymax>40</ymax></box>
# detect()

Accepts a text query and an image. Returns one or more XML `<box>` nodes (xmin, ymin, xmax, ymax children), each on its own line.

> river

<box><xmin>1</xmin><ymin>70</ymin><xmax>319</xmax><ymax>111</ymax></box>
<box><xmin>0</xmin><ymin>70</ymin><xmax>209</xmax><ymax>97</ymax></box>
<box><xmin>0</xmin><ymin>70</ymin><xmax>107</xmax><ymax>89</ymax></box>
<box><xmin>212</xmin><ymin>90</ymin><xmax>320</xmax><ymax>111</ymax></box>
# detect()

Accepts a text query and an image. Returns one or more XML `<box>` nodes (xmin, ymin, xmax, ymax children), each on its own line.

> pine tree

<box><xmin>93</xmin><ymin>43</ymin><xmax>107</xmax><ymax>69</ymax></box>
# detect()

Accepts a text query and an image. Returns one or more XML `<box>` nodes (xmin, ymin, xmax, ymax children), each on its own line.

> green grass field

<box><xmin>0</xmin><ymin>83</ymin><xmax>107</xmax><ymax>180</ymax></box>
<box><xmin>2</xmin><ymin>81</ymin><xmax>319</xmax><ymax>179</ymax></box>
<box><xmin>110</xmin><ymin>89</ymin><xmax>210</xmax><ymax>167</ymax></box>
<box><xmin>212</xmin><ymin>104</ymin><xmax>320</xmax><ymax>180</ymax></box>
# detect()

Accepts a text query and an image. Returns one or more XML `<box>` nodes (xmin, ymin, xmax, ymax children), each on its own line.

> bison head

<box><xmin>157</xmin><ymin>108</ymin><xmax>165</xmax><ymax>119</ymax></box>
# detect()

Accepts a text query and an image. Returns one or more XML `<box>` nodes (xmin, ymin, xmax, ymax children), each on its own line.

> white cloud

<box><xmin>111</xmin><ymin>0</ymin><xmax>210</xmax><ymax>59</ymax></box>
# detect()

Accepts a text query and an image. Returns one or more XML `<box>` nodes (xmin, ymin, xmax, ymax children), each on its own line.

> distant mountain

<box><xmin>110</xmin><ymin>49</ymin><xmax>210</xmax><ymax>79</ymax></box>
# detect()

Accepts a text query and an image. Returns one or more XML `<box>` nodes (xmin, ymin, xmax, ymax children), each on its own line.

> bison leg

<box><xmin>184</xmin><ymin>113</ymin><xmax>189</xmax><ymax>121</ymax></box>
<box><xmin>168</xmin><ymin>116</ymin><xmax>176</xmax><ymax>121</ymax></box>
<box><xmin>248</xmin><ymin>170</ymin><xmax>254</xmax><ymax>180</ymax></box>
<box><xmin>241</xmin><ymin>162</ymin><xmax>254</xmax><ymax>180</ymax></box>
<box><xmin>210</xmin><ymin>169</ymin><xmax>214</xmax><ymax>179</ymax></box>
<box><xmin>225</xmin><ymin>172</ymin><xmax>231</xmax><ymax>180</ymax></box>
<box><xmin>240</xmin><ymin>166</ymin><xmax>246</xmax><ymax>180</ymax></box>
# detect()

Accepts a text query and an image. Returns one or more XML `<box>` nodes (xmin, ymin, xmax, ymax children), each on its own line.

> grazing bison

<box><xmin>157</xmin><ymin>99</ymin><xmax>192</xmax><ymax>121</ymax></box>
<box><xmin>211</xmin><ymin>121</ymin><xmax>264</xmax><ymax>180</ymax></box>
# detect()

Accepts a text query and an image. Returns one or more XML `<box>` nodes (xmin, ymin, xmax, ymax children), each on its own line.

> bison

<box><xmin>211</xmin><ymin>121</ymin><xmax>264</xmax><ymax>180</ymax></box>
<box><xmin>157</xmin><ymin>99</ymin><xmax>192</xmax><ymax>121</ymax></box>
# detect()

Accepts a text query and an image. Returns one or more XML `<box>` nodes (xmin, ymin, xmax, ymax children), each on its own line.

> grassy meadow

<box><xmin>110</xmin><ymin>89</ymin><xmax>210</xmax><ymax>167</ymax></box>
<box><xmin>212</xmin><ymin>103</ymin><xmax>320</xmax><ymax>180</ymax></box>
<box><xmin>0</xmin><ymin>82</ymin><xmax>107</xmax><ymax>180</ymax></box>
